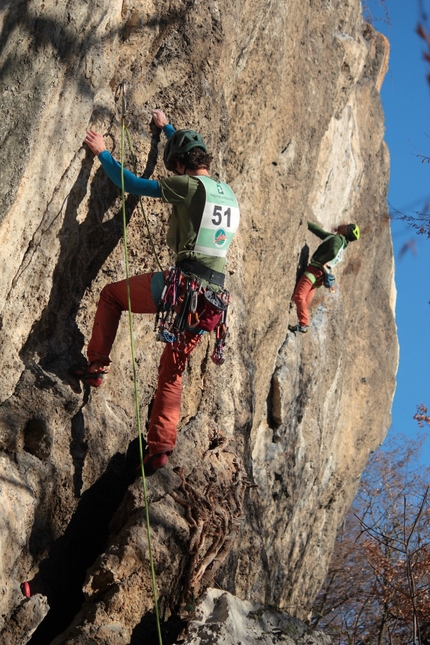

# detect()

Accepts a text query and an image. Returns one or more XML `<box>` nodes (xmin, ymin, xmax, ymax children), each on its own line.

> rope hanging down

<box><xmin>120</xmin><ymin>81</ymin><xmax>163</xmax><ymax>645</ymax></box>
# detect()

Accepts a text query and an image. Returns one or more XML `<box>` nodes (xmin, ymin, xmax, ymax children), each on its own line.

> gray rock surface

<box><xmin>0</xmin><ymin>0</ymin><xmax>397</xmax><ymax>643</ymax></box>
<box><xmin>182</xmin><ymin>588</ymin><xmax>332</xmax><ymax>645</ymax></box>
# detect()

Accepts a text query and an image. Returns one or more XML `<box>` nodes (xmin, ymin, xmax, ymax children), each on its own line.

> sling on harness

<box><xmin>154</xmin><ymin>267</ymin><xmax>230</xmax><ymax>365</ymax></box>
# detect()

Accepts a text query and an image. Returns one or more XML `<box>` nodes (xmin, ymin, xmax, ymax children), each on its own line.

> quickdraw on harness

<box><xmin>211</xmin><ymin>291</ymin><xmax>230</xmax><ymax>365</ymax></box>
<box><xmin>154</xmin><ymin>267</ymin><xmax>230</xmax><ymax>365</ymax></box>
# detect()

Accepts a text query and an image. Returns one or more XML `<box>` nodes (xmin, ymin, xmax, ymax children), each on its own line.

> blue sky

<box><xmin>367</xmin><ymin>0</ymin><xmax>430</xmax><ymax>464</ymax></box>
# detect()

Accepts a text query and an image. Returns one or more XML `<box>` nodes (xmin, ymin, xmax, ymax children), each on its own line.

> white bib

<box><xmin>194</xmin><ymin>176</ymin><xmax>240</xmax><ymax>258</ymax></box>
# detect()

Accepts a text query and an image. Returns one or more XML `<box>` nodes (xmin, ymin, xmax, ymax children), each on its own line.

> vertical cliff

<box><xmin>0</xmin><ymin>0</ymin><xmax>397</xmax><ymax>643</ymax></box>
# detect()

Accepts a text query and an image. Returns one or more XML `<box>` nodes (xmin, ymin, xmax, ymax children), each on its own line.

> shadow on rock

<box><xmin>27</xmin><ymin>437</ymin><xmax>143</xmax><ymax>645</ymax></box>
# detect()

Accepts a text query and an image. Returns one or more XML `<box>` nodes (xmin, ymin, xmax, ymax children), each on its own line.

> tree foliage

<box><xmin>311</xmin><ymin>435</ymin><xmax>430</xmax><ymax>645</ymax></box>
<box><xmin>414</xmin><ymin>404</ymin><xmax>430</xmax><ymax>428</ymax></box>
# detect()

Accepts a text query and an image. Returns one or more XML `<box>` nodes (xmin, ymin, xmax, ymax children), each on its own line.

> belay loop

<box><xmin>154</xmin><ymin>267</ymin><xmax>230</xmax><ymax>364</ymax></box>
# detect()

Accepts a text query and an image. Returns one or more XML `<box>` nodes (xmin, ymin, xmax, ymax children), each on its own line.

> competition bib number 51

<box><xmin>194</xmin><ymin>176</ymin><xmax>240</xmax><ymax>258</ymax></box>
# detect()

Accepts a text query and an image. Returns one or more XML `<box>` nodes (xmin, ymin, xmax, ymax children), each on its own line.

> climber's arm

<box><xmin>95</xmin><ymin>151</ymin><xmax>161</xmax><ymax>197</ymax></box>
<box><xmin>307</xmin><ymin>221</ymin><xmax>331</xmax><ymax>240</ymax></box>
<box><xmin>84</xmin><ymin>110</ymin><xmax>176</xmax><ymax>197</ymax></box>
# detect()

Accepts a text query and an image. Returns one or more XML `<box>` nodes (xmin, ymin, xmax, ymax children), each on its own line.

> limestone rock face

<box><xmin>0</xmin><ymin>0</ymin><xmax>396</xmax><ymax>643</ymax></box>
<box><xmin>182</xmin><ymin>588</ymin><xmax>332</xmax><ymax>645</ymax></box>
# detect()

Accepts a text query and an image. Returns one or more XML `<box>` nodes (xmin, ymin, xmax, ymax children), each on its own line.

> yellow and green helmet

<box><xmin>346</xmin><ymin>223</ymin><xmax>360</xmax><ymax>241</ymax></box>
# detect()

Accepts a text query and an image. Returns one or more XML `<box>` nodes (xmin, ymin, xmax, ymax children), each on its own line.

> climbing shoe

<box><xmin>69</xmin><ymin>363</ymin><xmax>108</xmax><ymax>388</ymax></box>
<box><xmin>288</xmin><ymin>324</ymin><xmax>308</xmax><ymax>334</ymax></box>
<box><xmin>142</xmin><ymin>451</ymin><xmax>173</xmax><ymax>477</ymax></box>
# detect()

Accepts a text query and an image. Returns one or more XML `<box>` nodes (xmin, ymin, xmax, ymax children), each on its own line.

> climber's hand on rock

<box><xmin>151</xmin><ymin>109</ymin><xmax>169</xmax><ymax>129</ymax></box>
<box><xmin>85</xmin><ymin>130</ymin><xmax>107</xmax><ymax>156</ymax></box>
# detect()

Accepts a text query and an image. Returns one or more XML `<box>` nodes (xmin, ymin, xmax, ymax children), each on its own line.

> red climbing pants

<box><xmin>87</xmin><ymin>273</ymin><xmax>203</xmax><ymax>455</ymax></box>
<box><xmin>292</xmin><ymin>266</ymin><xmax>324</xmax><ymax>327</ymax></box>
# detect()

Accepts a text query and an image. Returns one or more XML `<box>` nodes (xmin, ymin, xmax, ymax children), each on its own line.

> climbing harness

<box><xmin>303</xmin><ymin>270</ymin><xmax>319</xmax><ymax>286</ymax></box>
<box><xmin>154</xmin><ymin>266</ymin><xmax>230</xmax><ymax>365</ymax></box>
<box><xmin>119</xmin><ymin>81</ymin><xmax>163</xmax><ymax>645</ymax></box>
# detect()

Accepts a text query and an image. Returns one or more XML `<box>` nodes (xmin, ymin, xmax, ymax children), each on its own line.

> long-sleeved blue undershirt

<box><xmin>97</xmin><ymin>123</ymin><xmax>175</xmax><ymax>198</ymax></box>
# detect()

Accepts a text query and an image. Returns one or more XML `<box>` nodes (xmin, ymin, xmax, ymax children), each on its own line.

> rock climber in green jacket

<box><xmin>288</xmin><ymin>221</ymin><xmax>360</xmax><ymax>333</ymax></box>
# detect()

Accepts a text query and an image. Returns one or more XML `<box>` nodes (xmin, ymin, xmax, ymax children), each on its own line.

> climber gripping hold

<box><xmin>76</xmin><ymin>109</ymin><xmax>240</xmax><ymax>476</ymax></box>
<box><xmin>289</xmin><ymin>222</ymin><xmax>360</xmax><ymax>334</ymax></box>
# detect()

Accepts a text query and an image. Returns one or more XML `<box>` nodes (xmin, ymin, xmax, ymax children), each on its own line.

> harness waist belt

<box><xmin>176</xmin><ymin>259</ymin><xmax>225</xmax><ymax>287</ymax></box>
<box><xmin>304</xmin><ymin>271</ymin><xmax>317</xmax><ymax>285</ymax></box>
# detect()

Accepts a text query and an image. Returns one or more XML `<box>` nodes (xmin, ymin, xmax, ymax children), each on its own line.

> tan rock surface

<box><xmin>0</xmin><ymin>0</ymin><xmax>397</xmax><ymax>643</ymax></box>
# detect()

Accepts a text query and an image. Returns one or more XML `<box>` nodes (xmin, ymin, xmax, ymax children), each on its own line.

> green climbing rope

<box><xmin>120</xmin><ymin>99</ymin><xmax>163</xmax><ymax>645</ymax></box>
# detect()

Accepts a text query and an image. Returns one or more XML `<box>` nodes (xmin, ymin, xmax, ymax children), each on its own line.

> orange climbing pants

<box><xmin>87</xmin><ymin>273</ymin><xmax>203</xmax><ymax>455</ymax></box>
<box><xmin>292</xmin><ymin>266</ymin><xmax>324</xmax><ymax>327</ymax></box>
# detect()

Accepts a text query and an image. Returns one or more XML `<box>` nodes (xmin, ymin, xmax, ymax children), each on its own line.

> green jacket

<box><xmin>308</xmin><ymin>222</ymin><xmax>348</xmax><ymax>269</ymax></box>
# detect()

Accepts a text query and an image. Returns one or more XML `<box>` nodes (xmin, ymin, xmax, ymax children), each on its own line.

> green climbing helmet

<box><xmin>346</xmin><ymin>223</ymin><xmax>360</xmax><ymax>241</ymax></box>
<box><xmin>163</xmin><ymin>129</ymin><xmax>207</xmax><ymax>170</ymax></box>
